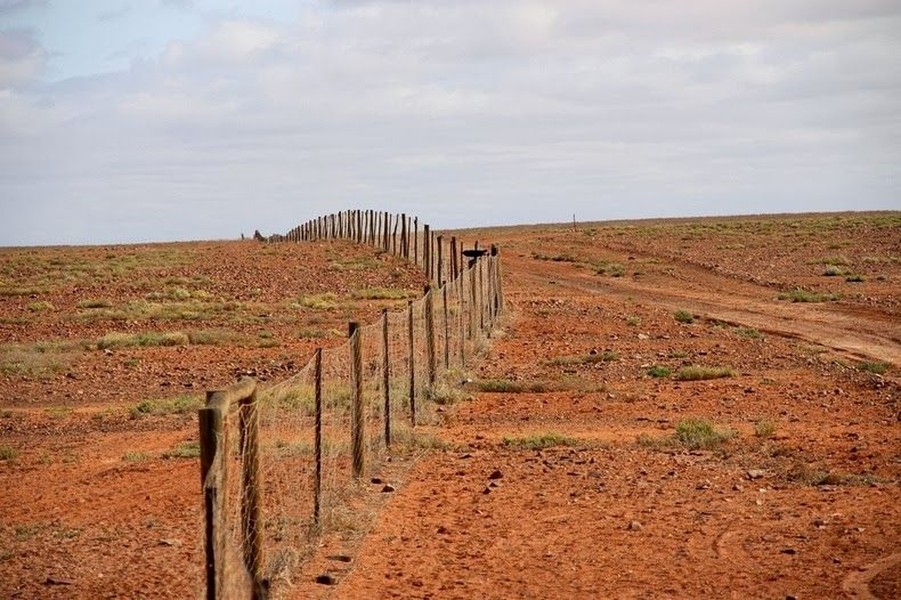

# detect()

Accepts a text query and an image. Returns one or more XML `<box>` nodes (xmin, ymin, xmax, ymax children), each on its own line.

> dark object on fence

<box><xmin>463</xmin><ymin>247</ymin><xmax>488</xmax><ymax>268</ymax></box>
<box><xmin>199</xmin><ymin>377</ymin><xmax>266</xmax><ymax>600</ymax></box>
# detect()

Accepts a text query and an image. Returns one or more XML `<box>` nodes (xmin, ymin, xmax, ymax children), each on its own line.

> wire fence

<box><xmin>200</xmin><ymin>211</ymin><xmax>504</xmax><ymax>599</ymax></box>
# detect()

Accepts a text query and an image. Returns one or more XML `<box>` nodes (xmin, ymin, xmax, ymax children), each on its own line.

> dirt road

<box><xmin>294</xmin><ymin>221</ymin><xmax>900</xmax><ymax>599</ymax></box>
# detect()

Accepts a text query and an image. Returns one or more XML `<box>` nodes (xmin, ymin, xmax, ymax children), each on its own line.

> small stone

<box><xmin>158</xmin><ymin>538</ymin><xmax>182</xmax><ymax>547</ymax></box>
<box><xmin>628</xmin><ymin>521</ymin><xmax>643</xmax><ymax>532</ymax></box>
<box><xmin>370</xmin><ymin>477</ymin><xmax>383</xmax><ymax>484</ymax></box>
<box><xmin>482</xmin><ymin>486</ymin><xmax>492</xmax><ymax>495</ymax></box>
<box><xmin>437</xmin><ymin>526</ymin><xmax>449</xmax><ymax>534</ymax></box>
<box><xmin>696</xmin><ymin>480</ymin><xmax>711</xmax><ymax>490</ymax></box>
<box><xmin>315</xmin><ymin>573</ymin><xmax>337</xmax><ymax>585</ymax></box>
<box><xmin>746</xmin><ymin>469</ymin><xmax>767</xmax><ymax>480</ymax></box>
<box><xmin>780</xmin><ymin>548</ymin><xmax>797</xmax><ymax>555</ymax></box>
<box><xmin>488</xmin><ymin>469</ymin><xmax>503</xmax><ymax>480</ymax></box>
<box><xmin>381</xmin><ymin>484</ymin><xmax>396</xmax><ymax>493</ymax></box>
<box><xmin>44</xmin><ymin>577</ymin><xmax>73</xmax><ymax>586</ymax></box>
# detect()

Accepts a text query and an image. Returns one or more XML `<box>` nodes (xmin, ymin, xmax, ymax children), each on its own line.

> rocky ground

<box><xmin>1</xmin><ymin>212</ymin><xmax>898</xmax><ymax>599</ymax></box>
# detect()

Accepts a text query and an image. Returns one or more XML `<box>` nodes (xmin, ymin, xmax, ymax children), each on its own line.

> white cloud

<box><xmin>0</xmin><ymin>1</ymin><xmax>899</xmax><ymax>245</ymax></box>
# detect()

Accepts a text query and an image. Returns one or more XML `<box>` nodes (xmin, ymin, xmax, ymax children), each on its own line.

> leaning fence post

<box><xmin>313</xmin><ymin>347</ymin><xmax>323</xmax><ymax>526</ymax></box>
<box><xmin>349</xmin><ymin>322</ymin><xmax>364</xmax><ymax>478</ymax></box>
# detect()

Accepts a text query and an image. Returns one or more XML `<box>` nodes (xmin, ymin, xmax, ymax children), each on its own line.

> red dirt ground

<box><xmin>2</xmin><ymin>212</ymin><xmax>899</xmax><ymax>599</ymax></box>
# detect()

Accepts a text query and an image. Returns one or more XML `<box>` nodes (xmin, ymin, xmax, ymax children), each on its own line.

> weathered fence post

<box><xmin>437</xmin><ymin>235</ymin><xmax>444</xmax><ymax>285</ymax></box>
<box><xmin>413</xmin><ymin>217</ymin><xmax>419</xmax><ymax>265</ymax></box>
<box><xmin>381</xmin><ymin>309</ymin><xmax>391</xmax><ymax>447</ymax></box>
<box><xmin>424</xmin><ymin>287</ymin><xmax>436</xmax><ymax>388</ymax></box>
<box><xmin>238</xmin><ymin>391</ymin><xmax>264</xmax><ymax>599</ymax></box>
<box><xmin>442</xmin><ymin>284</ymin><xmax>450</xmax><ymax>370</ymax></box>
<box><xmin>313</xmin><ymin>347</ymin><xmax>322</xmax><ymax>526</ymax></box>
<box><xmin>407</xmin><ymin>301</ymin><xmax>415</xmax><ymax>426</ymax></box>
<box><xmin>400</xmin><ymin>213</ymin><xmax>408</xmax><ymax>259</ymax></box>
<box><xmin>198</xmin><ymin>403</ymin><xmax>225</xmax><ymax>600</ymax></box>
<box><xmin>423</xmin><ymin>224</ymin><xmax>431</xmax><ymax>282</ymax></box>
<box><xmin>349</xmin><ymin>322</ymin><xmax>364</xmax><ymax>478</ymax></box>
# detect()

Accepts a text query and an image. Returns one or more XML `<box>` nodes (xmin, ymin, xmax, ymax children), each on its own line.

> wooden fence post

<box><xmin>239</xmin><ymin>391</ymin><xmax>264</xmax><ymax>599</ymax></box>
<box><xmin>349</xmin><ymin>322</ymin><xmax>364</xmax><ymax>478</ymax></box>
<box><xmin>424</xmin><ymin>287</ymin><xmax>436</xmax><ymax>388</ymax></box>
<box><xmin>413</xmin><ymin>217</ymin><xmax>419</xmax><ymax>265</ymax></box>
<box><xmin>313</xmin><ymin>347</ymin><xmax>322</xmax><ymax>526</ymax></box>
<box><xmin>407</xmin><ymin>301</ymin><xmax>415</xmax><ymax>426</ymax></box>
<box><xmin>437</xmin><ymin>235</ymin><xmax>444</xmax><ymax>285</ymax></box>
<box><xmin>381</xmin><ymin>309</ymin><xmax>391</xmax><ymax>447</ymax></box>
<box><xmin>423</xmin><ymin>224</ymin><xmax>431</xmax><ymax>282</ymax></box>
<box><xmin>198</xmin><ymin>404</ymin><xmax>225</xmax><ymax>600</ymax></box>
<box><xmin>442</xmin><ymin>284</ymin><xmax>450</xmax><ymax>370</ymax></box>
<box><xmin>400</xmin><ymin>213</ymin><xmax>408</xmax><ymax>259</ymax></box>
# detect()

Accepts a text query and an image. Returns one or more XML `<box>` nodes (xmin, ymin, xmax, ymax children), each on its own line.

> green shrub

<box><xmin>674</xmin><ymin>366</ymin><xmax>734</xmax><ymax>381</ymax></box>
<box><xmin>674</xmin><ymin>419</ymin><xmax>733</xmax><ymax>450</ymax></box>
<box><xmin>502</xmin><ymin>432</ymin><xmax>578</xmax><ymax>450</ymax></box>
<box><xmin>647</xmin><ymin>365</ymin><xmax>671</xmax><ymax>378</ymax></box>
<box><xmin>859</xmin><ymin>361</ymin><xmax>888</xmax><ymax>375</ymax></box>
<box><xmin>673</xmin><ymin>310</ymin><xmax>694</xmax><ymax>324</ymax></box>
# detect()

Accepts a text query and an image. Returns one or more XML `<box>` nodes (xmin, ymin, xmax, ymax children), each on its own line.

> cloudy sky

<box><xmin>1</xmin><ymin>1</ymin><xmax>899</xmax><ymax>245</ymax></box>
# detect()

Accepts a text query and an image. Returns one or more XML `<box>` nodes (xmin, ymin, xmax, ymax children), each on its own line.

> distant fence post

<box><xmin>349</xmin><ymin>322</ymin><xmax>364</xmax><ymax>478</ymax></box>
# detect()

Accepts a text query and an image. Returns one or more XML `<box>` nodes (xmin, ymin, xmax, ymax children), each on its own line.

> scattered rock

<box><xmin>381</xmin><ymin>484</ymin><xmax>396</xmax><ymax>493</ymax></box>
<box><xmin>158</xmin><ymin>538</ymin><xmax>182</xmax><ymax>547</ymax></box>
<box><xmin>780</xmin><ymin>548</ymin><xmax>797</xmax><ymax>555</ymax></box>
<box><xmin>696</xmin><ymin>480</ymin><xmax>712</xmax><ymax>490</ymax></box>
<box><xmin>746</xmin><ymin>469</ymin><xmax>767</xmax><ymax>480</ymax></box>
<box><xmin>437</xmin><ymin>526</ymin><xmax>449</xmax><ymax>535</ymax></box>
<box><xmin>488</xmin><ymin>469</ymin><xmax>503</xmax><ymax>480</ymax></box>
<box><xmin>628</xmin><ymin>521</ymin><xmax>643</xmax><ymax>532</ymax></box>
<box><xmin>370</xmin><ymin>477</ymin><xmax>383</xmax><ymax>484</ymax></box>
<box><xmin>482</xmin><ymin>486</ymin><xmax>492</xmax><ymax>495</ymax></box>
<box><xmin>315</xmin><ymin>573</ymin><xmax>337</xmax><ymax>585</ymax></box>
<box><xmin>44</xmin><ymin>577</ymin><xmax>73</xmax><ymax>586</ymax></box>
<box><xmin>326</xmin><ymin>554</ymin><xmax>352</xmax><ymax>563</ymax></box>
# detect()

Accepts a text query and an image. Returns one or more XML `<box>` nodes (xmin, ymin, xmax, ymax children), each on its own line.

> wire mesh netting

<box><xmin>197</xmin><ymin>213</ymin><xmax>503</xmax><ymax>599</ymax></box>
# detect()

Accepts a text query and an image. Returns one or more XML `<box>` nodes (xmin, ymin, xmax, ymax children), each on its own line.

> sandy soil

<box><xmin>1</xmin><ymin>212</ymin><xmax>899</xmax><ymax>599</ymax></box>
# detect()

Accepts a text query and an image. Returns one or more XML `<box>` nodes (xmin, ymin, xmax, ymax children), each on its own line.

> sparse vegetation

<box><xmin>77</xmin><ymin>299</ymin><xmax>113</xmax><ymax>309</ymax></box>
<box><xmin>673</xmin><ymin>366</ymin><xmax>734</xmax><ymax>381</ymax></box>
<box><xmin>778</xmin><ymin>288</ymin><xmax>839</xmax><ymax>303</ymax></box>
<box><xmin>502</xmin><ymin>432</ymin><xmax>578</xmax><ymax>450</ymax></box>
<box><xmin>297</xmin><ymin>293</ymin><xmax>340</xmax><ymax>310</ymax></box>
<box><xmin>122</xmin><ymin>451</ymin><xmax>151</xmax><ymax>462</ymax></box>
<box><xmin>823</xmin><ymin>264</ymin><xmax>845</xmax><ymax>277</ymax></box>
<box><xmin>162</xmin><ymin>441</ymin><xmax>201</xmax><ymax>459</ymax></box>
<box><xmin>351</xmin><ymin>288</ymin><xmax>416</xmax><ymax>301</ymax></box>
<box><xmin>674</xmin><ymin>419</ymin><xmax>733</xmax><ymax>450</ymax></box>
<box><xmin>549</xmin><ymin>351</ymin><xmax>619</xmax><ymax>366</ymax></box>
<box><xmin>736</xmin><ymin>327</ymin><xmax>763</xmax><ymax>339</ymax></box>
<box><xmin>647</xmin><ymin>365</ymin><xmax>671</xmax><ymax>378</ymax></box>
<box><xmin>845</xmin><ymin>274</ymin><xmax>865</xmax><ymax>283</ymax></box>
<box><xmin>754</xmin><ymin>419</ymin><xmax>776</xmax><ymax>439</ymax></box>
<box><xmin>0</xmin><ymin>445</ymin><xmax>17</xmax><ymax>461</ymax></box>
<box><xmin>625</xmin><ymin>315</ymin><xmax>641</xmax><ymax>327</ymax></box>
<box><xmin>673</xmin><ymin>310</ymin><xmax>695</xmax><ymax>324</ymax></box>
<box><xmin>97</xmin><ymin>331</ymin><xmax>190</xmax><ymax>350</ymax></box>
<box><xmin>859</xmin><ymin>361</ymin><xmax>889</xmax><ymax>375</ymax></box>
<box><xmin>130</xmin><ymin>395</ymin><xmax>202</xmax><ymax>418</ymax></box>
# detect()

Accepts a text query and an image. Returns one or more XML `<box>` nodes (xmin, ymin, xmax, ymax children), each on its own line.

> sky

<box><xmin>0</xmin><ymin>1</ymin><xmax>899</xmax><ymax>246</ymax></box>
